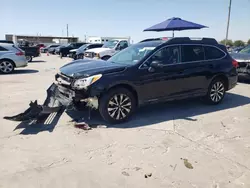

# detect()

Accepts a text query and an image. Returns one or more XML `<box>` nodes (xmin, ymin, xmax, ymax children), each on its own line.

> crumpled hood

<box><xmin>60</xmin><ymin>59</ymin><xmax>126</xmax><ymax>78</ymax></box>
<box><xmin>85</xmin><ymin>48</ymin><xmax>111</xmax><ymax>53</ymax></box>
<box><xmin>231</xmin><ymin>52</ymin><xmax>250</xmax><ymax>62</ymax></box>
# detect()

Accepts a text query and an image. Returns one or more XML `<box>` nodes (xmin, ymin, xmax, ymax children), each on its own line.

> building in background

<box><xmin>5</xmin><ymin>34</ymin><xmax>78</xmax><ymax>44</ymax></box>
<box><xmin>86</xmin><ymin>36</ymin><xmax>131</xmax><ymax>44</ymax></box>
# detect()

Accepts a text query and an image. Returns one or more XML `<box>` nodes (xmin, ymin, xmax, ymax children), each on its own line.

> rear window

<box><xmin>204</xmin><ymin>46</ymin><xmax>225</xmax><ymax>60</ymax></box>
<box><xmin>13</xmin><ymin>45</ymin><xmax>23</xmax><ymax>52</ymax></box>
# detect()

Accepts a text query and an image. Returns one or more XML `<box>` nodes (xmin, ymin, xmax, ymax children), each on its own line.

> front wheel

<box><xmin>101</xmin><ymin>56</ymin><xmax>111</xmax><ymax>61</ymax></box>
<box><xmin>99</xmin><ymin>88</ymin><xmax>136</xmax><ymax>124</ymax></box>
<box><xmin>205</xmin><ymin>79</ymin><xmax>226</xmax><ymax>104</ymax></box>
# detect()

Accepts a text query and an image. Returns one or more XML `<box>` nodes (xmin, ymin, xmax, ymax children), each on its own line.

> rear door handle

<box><xmin>209</xmin><ymin>64</ymin><xmax>214</xmax><ymax>68</ymax></box>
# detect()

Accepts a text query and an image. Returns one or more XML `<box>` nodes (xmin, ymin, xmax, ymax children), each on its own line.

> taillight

<box><xmin>232</xmin><ymin>59</ymin><xmax>238</xmax><ymax>68</ymax></box>
<box><xmin>16</xmin><ymin>51</ymin><xmax>24</xmax><ymax>56</ymax></box>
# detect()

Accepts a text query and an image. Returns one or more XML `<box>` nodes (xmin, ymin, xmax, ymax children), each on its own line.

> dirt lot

<box><xmin>0</xmin><ymin>54</ymin><xmax>250</xmax><ymax>188</ymax></box>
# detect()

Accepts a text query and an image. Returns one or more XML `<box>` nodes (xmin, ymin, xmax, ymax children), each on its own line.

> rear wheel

<box><xmin>0</xmin><ymin>60</ymin><xmax>15</xmax><ymax>74</ymax></box>
<box><xmin>101</xmin><ymin>56</ymin><xmax>111</xmax><ymax>61</ymax></box>
<box><xmin>26</xmin><ymin>56</ymin><xmax>33</xmax><ymax>62</ymax></box>
<box><xmin>205</xmin><ymin>79</ymin><xmax>226</xmax><ymax>104</ymax></box>
<box><xmin>99</xmin><ymin>88</ymin><xmax>136</xmax><ymax>124</ymax></box>
<box><xmin>78</xmin><ymin>54</ymin><xmax>84</xmax><ymax>59</ymax></box>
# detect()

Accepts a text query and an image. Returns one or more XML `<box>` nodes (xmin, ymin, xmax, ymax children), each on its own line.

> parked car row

<box><xmin>230</xmin><ymin>45</ymin><xmax>250</xmax><ymax>80</ymax></box>
<box><xmin>44</xmin><ymin>39</ymin><xmax>130</xmax><ymax>61</ymax></box>
<box><xmin>0</xmin><ymin>43</ymin><xmax>27</xmax><ymax>74</ymax></box>
<box><xmin>0</xmin><ymin>40</ymin><xmax>40</xmax><ymax>62</ymax></box>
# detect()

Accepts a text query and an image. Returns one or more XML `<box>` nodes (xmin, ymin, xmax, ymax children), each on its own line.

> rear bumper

<box><xmin>14</xmin><ymin>59</ymin><xmax>28</xmax><ymax>68</ymax></box>
<box><xmin>228</xmin><ymin>75</ymin><xmax>238</xmax><ymax>90</ymax></box>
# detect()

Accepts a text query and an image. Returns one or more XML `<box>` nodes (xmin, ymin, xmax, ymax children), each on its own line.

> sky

<box><xmin>1</xmin><ymin>0</ymin><xmax>250</xmax><ymax>43</ymax></box>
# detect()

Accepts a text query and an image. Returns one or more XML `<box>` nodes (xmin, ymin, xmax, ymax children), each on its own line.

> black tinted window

<box><xmin>204</xmin><ymin>46</ymin><xmax>225</xmax><ymax>60</ymax></box>
<box><xmin>150</xmin><ymin>46</ymin><xmax>180</xmax><ymax>65</ymax></box>
<box><xmin>181</xmin><ymin>45</ymin><xmax>204</xmax><ymax>62</ymax></box>
<box><xmin>0</xmin><ymin>46</ymin><xmax>8</xmax><ymax>51</ymax></box>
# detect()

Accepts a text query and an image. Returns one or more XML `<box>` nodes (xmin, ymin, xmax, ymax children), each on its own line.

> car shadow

<box><xmin>13</xmin><ymin>110</ymin><xmax>64</xmax><ymax>135</ymax></box>
<box><xmin>66</xmin><ymin>93</ymin><xmax>250</xmax><ymax>129</ymax></box>
<box><xmin>12</xmin><ymin>92</ymin><xmax>250</xmax><ymax>134</ymax></box>
<box><xmin>12</xmin><ymin>69</ymin><xmax>39</xmax><ymax>74</ymax></box>
<box><xmin>30</xmin><ymin>60</ymin><xmax>46</xmax><ymax>63</ymax></box>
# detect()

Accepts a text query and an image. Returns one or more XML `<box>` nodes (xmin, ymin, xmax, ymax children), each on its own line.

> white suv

<box><xmin>84</xmin><ymin>39</ymin><xmax>129</xmax><ymax>60</ymax></box>
<box><xmin>0</xmin><ymin>43</ymin><xmax>27</xmax><ymax>74</ymax></box>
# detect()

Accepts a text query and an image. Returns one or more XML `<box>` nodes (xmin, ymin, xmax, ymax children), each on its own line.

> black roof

<box><xmin>140</xmin><ymin>37</ymin><xmax>218</xmax><ymax>45</ymax></box>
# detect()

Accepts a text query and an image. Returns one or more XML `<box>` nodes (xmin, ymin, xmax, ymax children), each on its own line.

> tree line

<box><xmin>220</xmin><ymin>39</ymin><xmax>250</xmax><ymax>47</ymax></box>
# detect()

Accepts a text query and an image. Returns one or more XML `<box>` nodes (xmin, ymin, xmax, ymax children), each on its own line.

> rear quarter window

<box><xmin>0</xmin><ymin>46</ymin><xmax>8</xmax><ymax>51</ymax></box>
<box><xmin>204</xmin><ymin>46</ymin><xmax>225</xmax><ymax>60</ymax></box>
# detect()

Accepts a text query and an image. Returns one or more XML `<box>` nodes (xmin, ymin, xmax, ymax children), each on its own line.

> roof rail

<box><xmin>168</xmin><ymin>37</ymin><xmax>218</xmax><ymax>45</ymax></box>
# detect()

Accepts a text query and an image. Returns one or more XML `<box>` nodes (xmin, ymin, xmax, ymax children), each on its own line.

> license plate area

<box><xmin>57</xmin><ymin>85</ymin><xmax>75</xmax><ymax>98</ymax></box>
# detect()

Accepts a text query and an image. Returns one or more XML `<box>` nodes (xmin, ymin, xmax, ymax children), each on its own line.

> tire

<box><xmin>26</xmin><ymin>56</ymin><xmax>33</xmax><ymax>62</ymax></box>
<box><xmin>205</xmin><ymin>78</ymin><xmax>226</xmax><ymax>104</ymax></box>
<box><xmin>0</xmin><ymin>60</ymin><xmax>15</xmax><ymax>74</ymax></box>
<box><xmin>99</xmin><ymin>88</ymin><xmax>136</xmax><ymax>124</ymax></box>
<box><xmin>79</xmin><ymin>54</ymin><xmax>84</xmax><ymax>59</ymax></box>
<box><xmin>101</xmin><ymin>56</ymin><xmax>111</xmax><ymax>61</ymax></box>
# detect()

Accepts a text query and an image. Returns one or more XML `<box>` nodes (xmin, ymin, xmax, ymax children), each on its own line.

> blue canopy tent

<box><xmin>144</xmin><ymin>17</ymin><xmax>208</xmax><ymax>37</ymax></box>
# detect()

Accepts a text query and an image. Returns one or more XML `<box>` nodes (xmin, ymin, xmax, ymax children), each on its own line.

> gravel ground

<box><xmin>0</xmin><ymin>54</ymin><xmax>250</xmax><ymax>188</ymax></box>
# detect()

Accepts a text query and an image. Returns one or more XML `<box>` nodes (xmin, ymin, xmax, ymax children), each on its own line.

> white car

<box><xmin>84</xmin><ymin>39</ymin><xmax>129</xmax><ymax>60</ymax></box>
<box><xmin>0</xmin><ymin>43</ymin><xmax>27</xmax><ymax>74</ymax></box>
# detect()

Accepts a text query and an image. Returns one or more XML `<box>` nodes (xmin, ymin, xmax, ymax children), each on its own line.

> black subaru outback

<box><xmin>55</xmin><ymin>37</ymin><xmax>238</xmax><ymax>124</ymax></box>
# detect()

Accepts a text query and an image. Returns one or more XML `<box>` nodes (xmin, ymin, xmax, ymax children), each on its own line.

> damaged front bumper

<box><xmin>3</xmin><ymin>83</ymin><xmax>98</xmax><ymax>122</ymax></box>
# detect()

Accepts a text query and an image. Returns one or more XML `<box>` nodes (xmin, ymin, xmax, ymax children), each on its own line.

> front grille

<box><xmin>84</xmin><ymin>52</ymin><xmax>94</xmax><ymax>58</ymax></box>
<box><xmin>55</xmin><ymin>73</ymin><xmax>73</xmax><ymax>87</ymax></box>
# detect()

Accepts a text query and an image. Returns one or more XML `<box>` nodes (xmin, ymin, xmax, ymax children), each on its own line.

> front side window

<box><xmin>148</xmin><ymin>46</ymin><xmax>180</xmax><ymax>65</ymax></box>
<box><xmin>117</xmin><ymin>41</ymin><xmax>128</xmax><ymax>50</ymax></box>
<box><xmin>181</xmin><ymin>45</ymin><xmax>204</xmax><ymax>62</ymax></box>
<box><xmin>204</xmin><ymin>46</ymin><xmax>225</xmax><ymax>60</ymax></box>
<box><xmin>103</xmin><ymin>40</ymin><xmax>119</xmax><ymax>48</ymax></box>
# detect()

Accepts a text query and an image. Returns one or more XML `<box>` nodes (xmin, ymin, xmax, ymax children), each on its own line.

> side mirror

<box><xmin>150</xmin><ymin>60</ymin><xmax>164</xmax><ymax>69</ymax></box>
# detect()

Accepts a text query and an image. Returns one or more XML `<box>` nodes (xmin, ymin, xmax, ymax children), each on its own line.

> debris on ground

<box><xmin>134</xmin><ymin>167</ymin><xmax>142</xmax><ymax>171</ymax></box>
<box><xmin>122</xmin><ymin>171</ymin><xmax>130</xmax><ymax>176</ymax></box>
<box><xmin>74</xmin><ymin>121</ymin><xmax>92</xmax><ymax>130</ymax></box>
<box><xmin>81</xmin><ymin>97</ymin><xmax>99</xmax><ymax>109</ymax></box>
<box><xmin>180</xmin><ymin>158</ymin><xmax>194</xmax><ymax>169</ymax></box>
<box><xmin>144</xmin><ymin>173</ymin><xmax>152</xmax><ymax>178</ymax></box>
<box><xmin>96</xmin><ymin>125</ymin><xmax>107</xmax><ymax>128</ymax></box>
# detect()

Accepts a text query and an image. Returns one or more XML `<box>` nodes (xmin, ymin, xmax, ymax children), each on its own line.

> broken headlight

<box><xmin>73</xmin><ymin>74</ymin><xmax>102</xmax><ymax>90</ymax></box>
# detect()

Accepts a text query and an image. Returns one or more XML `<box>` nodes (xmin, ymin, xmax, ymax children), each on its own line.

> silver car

<box><xmin>0</xmin><ymin>43</ymin><xmax>27</xmax><ymax>74</ymax></box>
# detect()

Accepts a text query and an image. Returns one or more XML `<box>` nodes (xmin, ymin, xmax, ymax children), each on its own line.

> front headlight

<box><xmin>94</xmin><ymin>53</ymin><xmax>101</xmax><ymax>58</ymax></box>
<box><xmin>73</xmin><ymin>74</ymin><xmax>102</xmax><ymax>89</ymax></box>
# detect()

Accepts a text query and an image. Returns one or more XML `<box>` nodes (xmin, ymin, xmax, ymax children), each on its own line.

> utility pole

<box><xmin>66</xmin><ymin>24</ymin><xmax>69</xmax><ymax>37</ymax></box>
<box><xmin>225</xmin><ymin>0</ymin><xmax>232</xmax><ymax>46</ymax></box>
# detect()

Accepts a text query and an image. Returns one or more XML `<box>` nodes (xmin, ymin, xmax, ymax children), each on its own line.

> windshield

<box><xmin>108</xmin><ymin>41</ymin><xmax>164</xmax><ymax>65</ymax></box>
<box><xmin>78</xmin><ymin>44</ymin><xmax>89</xmax><ymax>50</ymax></box>
<box><xmin>102</xmin><ymin>40</ymin><xmax>119</xmax><ymax>48</ymax></box>
<box><xmin>239</xmin><ymin>45</ymin><xmax>250</xmax><ymax>54</ymax></box>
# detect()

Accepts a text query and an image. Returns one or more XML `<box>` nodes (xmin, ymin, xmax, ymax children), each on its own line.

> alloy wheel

<box><xmin>210</xmin><ymin>81</ymin><xmax>225</xmax><ymax>102</ymax></box>
<box><xmin>0</xmin><ymin>61</ymin><xmax>14</xmax><ymax>73</ymax></box>
<box><xmin>107</xmin><ymin>94</ymin><xmax>132</xmax><ymax>120</ymax></box>
<box><xmin>26</xmin><ymin>56</ymin><xmax>31</xmax><ymax>62</ymax></box>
